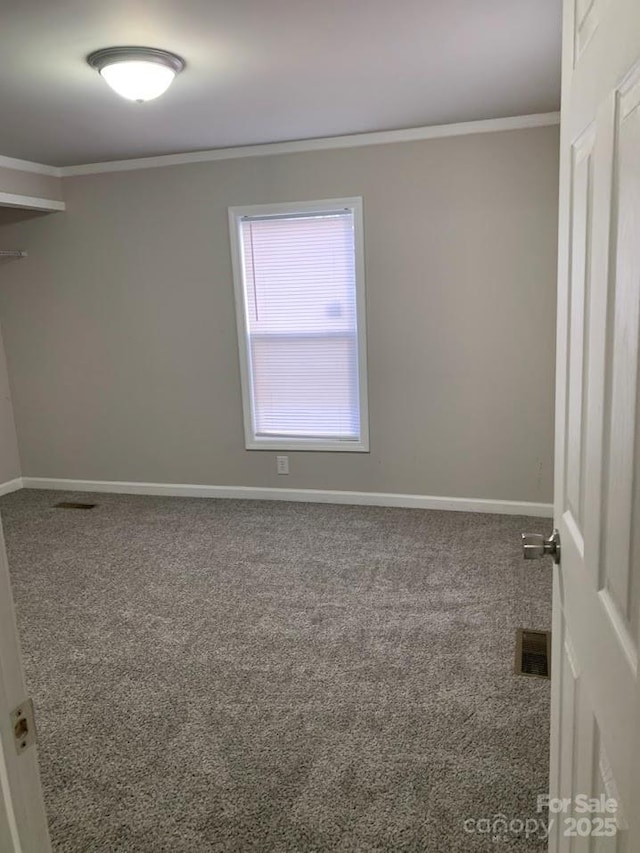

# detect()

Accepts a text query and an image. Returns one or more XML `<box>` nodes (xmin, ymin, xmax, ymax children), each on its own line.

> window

<box><xmin>229</xmin><ymin>198</ymin><xmax>369</xmax><ymax>451</ymax></box>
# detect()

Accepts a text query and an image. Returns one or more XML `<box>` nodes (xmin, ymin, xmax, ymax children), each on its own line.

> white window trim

<box><xmin>228</xmin><ymin>197</ymin><xmax>370</xmax><ymax>452</ymax></box>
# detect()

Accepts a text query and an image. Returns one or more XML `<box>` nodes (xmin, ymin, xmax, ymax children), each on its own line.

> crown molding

<box><xmin>0</xmin><ymin>112</ymin><xmax>560</xmax><ymax>180</ymax></box>
<box><xmin>59</xmin><ymin>111</ymin><xmax>560</xmax><ymax>177</ymax></box>
<box><xmin>0</xmin><ymin>154</ymin><xmax>62</xmax><ymax>178</ymax></box>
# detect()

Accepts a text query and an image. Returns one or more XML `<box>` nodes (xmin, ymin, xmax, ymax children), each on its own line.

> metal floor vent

<box><xmin>54</xmin><ymin>501</ymin><xmax>97</xmax><ymax>510</ymax></box>
<box><xmin>515</xmin><ymin>629</ymin><xmax>551</xmax><ymax>679</ymax></box>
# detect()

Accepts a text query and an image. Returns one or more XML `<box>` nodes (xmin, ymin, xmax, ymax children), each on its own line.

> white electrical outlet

<box><xmin>276</xmin><ymin>455</ymin><xmax>289</xmax><ymax>475</ymax></box>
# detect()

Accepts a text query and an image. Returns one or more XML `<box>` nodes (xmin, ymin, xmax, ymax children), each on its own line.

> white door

<box><xmin>0</xmin><ymin>516</ymin><xmax>51</xmax><ymax>852</ymax></box>
<box><xmin>549</xmin><ymin>0</ymin><xmax>640</xmax><ymax>848</ymax></box>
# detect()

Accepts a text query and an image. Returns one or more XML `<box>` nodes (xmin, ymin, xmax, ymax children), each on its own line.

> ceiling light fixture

<box><xmin>87</xmin><ymin>47</ymin><xmax>185</xmax><ymax>103</ymax></box>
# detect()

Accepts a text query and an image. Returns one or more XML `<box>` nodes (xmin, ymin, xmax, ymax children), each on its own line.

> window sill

<box><xmin>246</xmin><ymin>438</ymin><xmax>369</xmax><ymax>452</ymax></box>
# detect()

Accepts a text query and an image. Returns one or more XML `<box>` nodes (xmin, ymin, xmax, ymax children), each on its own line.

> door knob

<box><xmin>522</xmin><ymin>529</ymin><xmax>561</xmax><ymax>564</ymax></box>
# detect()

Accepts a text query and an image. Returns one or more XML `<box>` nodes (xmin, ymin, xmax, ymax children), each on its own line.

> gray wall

<box><xmin>0</xmin><ymin>319</ymin><xmax>20</xmax><ymax>483</ymax></box>
<box><xmin>0</xmin><ymin>165</ymin><xmax>64</xmax><ymax>202</ymax></box>
<box><xmin>0</xmin><ymin>126</ymin><xmax>559</xmax><ymax>501</ymax></box>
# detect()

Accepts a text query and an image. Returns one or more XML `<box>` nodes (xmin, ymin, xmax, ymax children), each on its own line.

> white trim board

<box><xmin>0</xmin><ymin>192</ymin><xmax>65</xmax><ymax>212</ymax></box>
<box><xmin>20</xmin><ymin>477</ymin><xmax>553</xmax><ymax>517</ymax></box>
<box><xmin>0</xmin><ymin>112</ymin><xmax>559</xmax><ymax>179</ymax></box>
<box><xmin>0</xmin><ymin>154</ymin><xmax>61</xmax><ymax>178</ymax></box>
<box><xmin>41</xmin><ymin>112</ymin><xmax>557</xmax><ymax>177</ymax></box>
<box><xmin>0</xmin><ymin>479</ymin><xmax>22</xmax><ymax>498</ymax></box>
<box><xmin>60</xmin><ymin>112</ymin><xmax>559</xmax><ymax>176</ymax></box>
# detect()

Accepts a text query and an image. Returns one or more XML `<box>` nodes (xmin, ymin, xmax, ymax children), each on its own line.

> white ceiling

<box><xmin>0</xmin><ymin>0</ymin><xmax>561</xmax><ymax>168</ymax></box>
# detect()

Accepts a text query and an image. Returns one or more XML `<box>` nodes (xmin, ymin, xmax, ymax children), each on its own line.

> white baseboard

<box><xmin>0</xmin><ymin>478</ymin><xmax>23</xmax><ymax>497</ymax></box>
<box><xmin>20</xmin><ymin>477</ymin><xmax>552</xmax><ymax>517</ymax></box>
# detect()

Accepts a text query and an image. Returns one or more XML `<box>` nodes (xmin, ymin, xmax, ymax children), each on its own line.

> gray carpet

<box><xmin>0</xmin><ymin>490</ymin><xmax>552</xmax><ymax>852</ymax></box>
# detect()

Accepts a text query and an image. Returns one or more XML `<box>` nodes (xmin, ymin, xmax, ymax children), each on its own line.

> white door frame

<box><xmin>0</xmin><ymin>515</ymin><xmax>51</xmax><ymax>852</ymax></box>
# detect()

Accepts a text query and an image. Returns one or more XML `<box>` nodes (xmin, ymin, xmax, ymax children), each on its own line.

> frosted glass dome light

<box><xmin>88</xmin><ymin>47</ymin><xmax>185</xmax><ymax>103</ymax></box>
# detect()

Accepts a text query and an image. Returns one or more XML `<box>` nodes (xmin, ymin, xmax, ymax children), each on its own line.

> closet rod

<box><xmin>0</xmin><ymin>250</ymin><xmax>27</xmax><ymax>258</ymax></box>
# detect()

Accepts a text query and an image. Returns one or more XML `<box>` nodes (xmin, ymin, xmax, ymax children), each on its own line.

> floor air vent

<box><xmin>54</xmin><ymin>502</ymin><xmax>97</xmax><ymax>510</ymax></box>
<box><xmin>515</xmin><ymin>629</ymin><xmax>551</xmax><ymax>679</ymax></box>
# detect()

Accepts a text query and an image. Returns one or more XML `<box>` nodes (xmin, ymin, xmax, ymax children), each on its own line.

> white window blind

<box><xmin>230</xmin><ymin>199</ymin><xmax>368</xmax><ymax>451</ymax></box>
